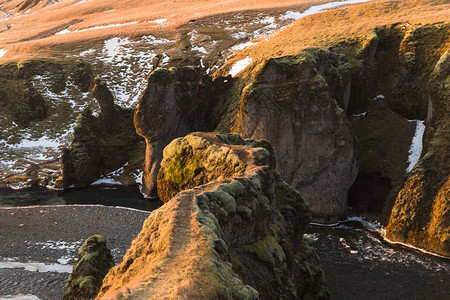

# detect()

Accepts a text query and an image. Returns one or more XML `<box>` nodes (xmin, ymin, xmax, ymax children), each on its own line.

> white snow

<box><xmin>231</xmin><ymin>32</ymin><xmax>249</xmax><ymax>39</ymax></box>
<box><xmin>55</xmin><ymin>21</ymin><xmax>139</xmax><ymax>35</ymax></box>
<box><xmin>74</xmin><ymin>0</ymin><xmax>90</xmax><ymax>5</ymax></box>
<box><xmin>103</xmin><ymin>37</ymin><xmax>131</xmax><ymax>63</ymax></box>
<box><xmin>35</xmin><ymin>240</ymin><xmax>82</xmax><ymax>251</ymax></box>
<box><xmin>280</xmin><ymin>0</ymin><xmax>371</xmax><ymax>21</ymax></box>
<box><xmin>0</xmin><ymin>295</ymin><xmax>40</xmax><ymax>300</ymax></box>
<box><xmin>230</xmin><ymin>41</ymin><xmax>258</xmax><ymax>51</ymax></box>
<box><xmin>16</xmin><ymin>135</ymin><xmax>62</xmax><ymax>149</ymax></box>
<box><xmin>91</xmin><ymin>178</ymin><xmax>124</xmax><ymax>186</ymax></box>
<box><xmin>134</xmin><ymin>171</ymin><xmax>143</xmax><ymax>184</ymax></box>
<box><xmin>229</xmin><ymin>57</ymin><xmax>253</xmax><ymax>77</ymax></box>
<box><xmin>352</xmin><ymin>112</ymin><xmax>367</xmax><ymax>117</ymax></box>
<box><xmin>57</xmin><ymin>257</ymin><xmax>72</xmax><ymax>265</ymax></box>
<box><xmin>0</xmin><ymin>49</ymin><xmax>7</xmax><ymax>59</ymax></box>
<box><xmin>191</xmin><ymin>46</ymin><xmax>208</xmax><ymax>54</ymax></box>
<box><xmin>406</xmin><ymin>120</ymin><xmax>425</xmax><ymax>173</ymax></box>
<box><xmin>0</xmin><ymin>261</ymin><xmax>72</xmax><ymax>273</ymax></box>
<box><xmin>78</xmin><ymin>48</ymin><xmax>95</xmax><ymax>56</ymax></box>
<box><xmin>151</xmin><ymin>18</ymin><xmax>167</xmax><ymax>24</ymax></box>
<box><xmin>55</xmin><ymin>28</ymin><xmax>71</xmax><ymax>35</ymax></box>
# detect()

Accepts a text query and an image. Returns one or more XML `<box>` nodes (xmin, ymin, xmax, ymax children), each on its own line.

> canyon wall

<box><xmin>97</xmin><ymin>133</ymin><xmax>328</xmax><ymax>299</ymax></box>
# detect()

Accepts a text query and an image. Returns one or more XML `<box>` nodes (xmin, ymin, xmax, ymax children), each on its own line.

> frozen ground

<box><xmin>0</xmin><ymin>0</ymin><xmax>375</xmax><ymax>184</ymax></box>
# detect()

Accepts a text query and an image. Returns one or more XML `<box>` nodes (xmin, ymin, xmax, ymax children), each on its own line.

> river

<box><xmin>0</xmin><ymin>186</ymin><xmax>448</xmax><ymax>299</ymax></box>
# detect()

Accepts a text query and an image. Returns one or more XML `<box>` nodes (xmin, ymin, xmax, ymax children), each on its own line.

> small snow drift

<box><xmin>406</xmin><ymin>120</ymin><xmax>425</xmax><ymax>173</ymax></box>
<box><xmin>229</xmin><ymin>57</ymin><xmax>252</xmax><ymax>77</ymax></box>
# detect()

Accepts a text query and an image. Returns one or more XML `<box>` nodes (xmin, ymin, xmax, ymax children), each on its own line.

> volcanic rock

<box><xmin>97</xmin><ymin>133</ymin><xmax>328</xmax><ymax>299</ymax></box>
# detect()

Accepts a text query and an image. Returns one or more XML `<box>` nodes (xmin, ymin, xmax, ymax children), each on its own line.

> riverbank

<box><xmin>0</xmin><ymin>205</ymin><xmax>150</xmax><ymax>299</ymax></box>
<box><xmin>306</xmin><ymin>224</ymin><xmax>450</xmax><ymax>300</ymax></box>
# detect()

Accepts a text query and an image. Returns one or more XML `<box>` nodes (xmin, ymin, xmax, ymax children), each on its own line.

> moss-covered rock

<box><xmin>134</xmin><ymin>66</ymin><xmax>231</xmax><ymax>196</ymax></box>
<box><xmin>97</xmin><ymin>133</ymin><xmax>328</xmax><ymax>299</ymax></box>
<box><xmin>231</xmin><ymin>50</ymin><xmax>358</xmax><ymax>223</ymax></box>
<box><xmin>385</xmin><ymin>49</ymin><xmax>450</xmax><ymax>256</ymax></box>
<box><xmin>61</xmin><ymin>79</ymin><xmax>142</xmax><ymax>187</ymax></box>
<box><xmin>64</xmin><ymin>235</ymin><xmax>114</xmax><ymax>300</ymax></box>
<box><xmin>0</xmin><ymin>79</ymin><xmax>48</xmax><ymax>126</ymax></box>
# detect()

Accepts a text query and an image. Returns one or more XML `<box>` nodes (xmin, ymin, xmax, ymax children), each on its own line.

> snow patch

<box><xmin>0</xmin><ymin>261</ymin><xmax>72</xmax><ymax>273</ymax></box>
<box><xmin>406</xmin><ymin>120</ymin><xmax>425</xmax><ymax>173</ymax></box>
<box><xmin>280</xmin><ymin>0</ymin><xmax>371</xmax><ymax>22</ymax></box>
<box><xmin>191</xmin><ymin>46</ymin><xmax>208</xmax><ymax>54</ymax></box>
<box><xmin>151</xmin><ymin>18</ymin><xmax>167</xmax><ymax>24</ymax></box>
<box><xmin>0</xmin><ymin>295</ymin><xmax>40</xmax><ymax>300</ymax></box>
<box><xmin>91</xmin><ymin>178</ymin><xmax>124</xmax><ymax>186</ymax></box>
<box><xmin>55</xmin><ymin>21</ymin><xmax>138</xmax><ymax>35</ymax></box>
<box><xmin>230</xmin><ymin>41</ymin><xmax>258</xmax><ymax>51</ymax></box>
<box><xmin>0</xmin><ymin>49</ymin><xmax>7</xmax><ymax>59</ymax></box>
<box><xmin>229</xmin><ymin>57</ymin><xmax>253</xmax><ymax>77</ymax></box>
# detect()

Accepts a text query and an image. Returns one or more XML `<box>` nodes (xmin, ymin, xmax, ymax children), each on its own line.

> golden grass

<box><xmin>0</xmin><ymin>0</ymin><xmax>332</xmax><ymax>60</ymax></box>
<box><xmin>226</xmin><ymin>0</ymin><xmax>450</xmax><ymax>66</ymax></box>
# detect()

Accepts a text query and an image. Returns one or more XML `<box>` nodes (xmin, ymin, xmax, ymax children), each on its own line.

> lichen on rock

<box><xmin>64</xmin><ymin>235</ymin><xmax>114</xmax><ymax>300</ymax></box>
<box><xmin>97</xmin><ymin>133</ymin><xmax>328</xmax><ymax>299</ymax></box>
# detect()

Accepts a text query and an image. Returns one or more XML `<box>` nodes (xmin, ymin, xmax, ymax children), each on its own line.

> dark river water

<box><xmin>0</xmin><ymin>186</ymin><xmax>163</xmax><ymax>211</ymax></box>
<box><xmin>0</xmin><ymin>186</ymin><xmax>448</xmax><ymax>299</ymax></box>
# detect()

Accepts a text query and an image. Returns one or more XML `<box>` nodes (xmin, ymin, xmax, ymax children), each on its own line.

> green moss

<box><xmin>165</xmin><ymin>153</ymin><xmax>201</xmax><ymax>186</ymax></box>
<box><xmin>243</xmin><ymin>235</ymin><xmax>285</xmax><ymax>266</ymax></box>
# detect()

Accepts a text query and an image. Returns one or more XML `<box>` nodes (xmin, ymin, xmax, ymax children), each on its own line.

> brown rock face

<box><xmin>385</xmin><ymin>49</ymin><xmax>450</xmax><ymax>256</ymax></box>
<box><xmin>61</xmin><ymin>79</ymin><xmax>142</xmax><ymax>187</ymax></box>
<box><xmin>135</xmin><ymin>52</ymin><xmax>358</xmax><ymax>223</ymax></box>
<box><xmin>92</xmin><ymin>77</ymin><xmax>119</xmax><ymax>132</ymax></box>
<box><xmin>64</xmin><ymin>235</ymin><xmax>114</xmax><ymax>300</ymax></box>
<box><xmin>134</xmin><ymin>66</ymin><xmax>225</xmax><ymax>197</ymax></box>
<box><xmin>97</xmin><ymin>133</ymin><xmax>328</xmax><ymax>299</ymax></box>
<box><xmin>349</xmin><ymin>96</ymin><xmax>416</xmax><ymax>215</ymax></box>
<box><xmin>231</xmin><ymin>51</ymin><xmax>358</xmax><ymax>223</ymax></box>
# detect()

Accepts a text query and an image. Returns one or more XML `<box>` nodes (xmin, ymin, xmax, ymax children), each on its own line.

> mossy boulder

<box><xmin>98</xmin><ymin>133</ymin><xmax>328</xmax><ymax>299</ymax></box>
<box><xmin>64</xmin><ymin>235</ymin><xmax>114</xmax><ymax>300</ymax></box>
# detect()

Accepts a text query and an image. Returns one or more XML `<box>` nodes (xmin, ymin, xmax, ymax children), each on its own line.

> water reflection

<box><xmin>0</xmin><ymin>186</ymin><xmax>163</xmax><ymax>211</ymax></box>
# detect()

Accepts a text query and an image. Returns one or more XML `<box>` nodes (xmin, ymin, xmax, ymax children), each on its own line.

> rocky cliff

<box><xmin>385</xmin><ymin>49</ymin><xmax>450</xmax><ymax>256</ymax></box>
<box><xmin>97</xmin><ymin>133</ymin><xmax>328</xmax><ymax>299</ymax></box>
<box><xmin>134</xmin><ymin>66</ymin><xmax>231</xmax><ymax>196</ymax></box>
<box><xmin>132</xmin><ymin>21</ymin><xmax>449</xmax><ymax>254</ymax></box>
<box><xmin>230</xmin><ymin>50</ymin><xmax>358</xmax><ymax>223</ymax></box>
<box><xmin>135</xmin><ymin>52</ymin><xmax>358</xmax><ymax>222</ymax></box>
<box><xmin>327</xmin><ymin>23</ymin><xmax>449</xmax><ymax>255</ymax></box>
<box><xmin>59</xmin><ymin>78</ymin><xmax>142</xmax><ymax>187</ymax></box>
<box><xmin>0</xmin><ymin>58</ymin><xmax>92</xmax><ymax>127</ymax></box>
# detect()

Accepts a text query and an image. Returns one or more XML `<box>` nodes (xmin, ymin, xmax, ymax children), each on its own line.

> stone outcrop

<box><xmin>341</xmin><ymin>23</ymin><xmax>449</xmax><ymax>120</ymax></box>
<box><xmin>64</xmin><ymin>235</ymin><xmax>114</xmax><ymax>300</ymax></box>
<box><xmin>349</xmin><ymin>96</ymin><xmax>416</xmax><ymax>214</ymax></box>
<box><xmin>0</xmin><ymin>58</ymin><xmax>93</xmax><ymax>127</ymax></box>
<box><xmin>59</xmin><ymin>79</ymin><xmax>142</xmax><ymax>187</ymax></box>
<box><xmin>134</xmin><ymin>66</ymin><xmax>231</xmax><ymax>196</ymax></box>
<box><xmin>231</xmin><ymin>50</ymin><xmax>358</xmax><ymax>223</ymax></box>
<box><xmin>136</xmin><ymin>53</ymin><xmax>358</xmax><ymax>222</ymax></box>
<box><xmin>97</xmin><ymin>133</ymin><xmax>328</xmax><ymax>299</ymax></box>
<box><xmin>0</xmin><ymin>79</ymin><xmax>48</xmax><ymax>126</ymax></box>
<box><xmin>385</xmin><ymin>49</ymin><xmax>450</xmax><ymax>256</ymax></box>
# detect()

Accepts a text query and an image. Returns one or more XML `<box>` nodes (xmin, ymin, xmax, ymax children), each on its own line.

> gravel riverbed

<box><xmin>0</xmin><ymin>205</ymin><xmax>150</xmax><ymax>299</ymax></box>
